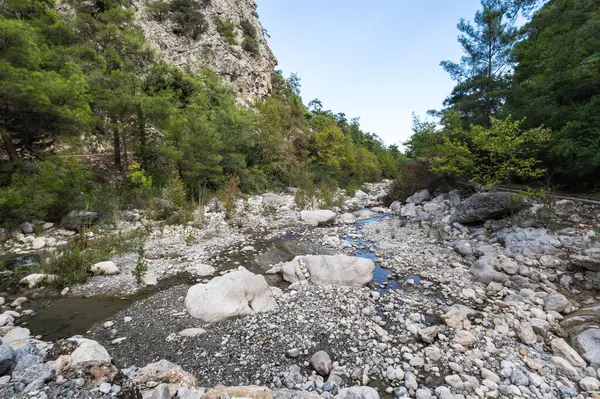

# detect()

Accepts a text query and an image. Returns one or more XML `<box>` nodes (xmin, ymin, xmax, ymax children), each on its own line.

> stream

<box><xmin>11</xmin><ymin>210</ymin><xmax>417</xmax><ymax>342</ymax></box>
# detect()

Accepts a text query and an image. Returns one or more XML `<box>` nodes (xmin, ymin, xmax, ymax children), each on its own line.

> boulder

<box><xmin>69</xmin><ymin>338</ymin><xmax>111</xmax><ymax>365</ymax></box>
<box><xmin>132</xmin><ymin>359</ymin><xmax>197</xmax><ymax>391</ymax></box>
<box><xmin>451</xmin><ymin>192</ymin><xmax>524</xmax><ymax>223</ymax></box>
<box><xmin>185</xmin><ymin>267</ymin><xmax>277</xmax><ymax>322</ymax></box>
<box><xmin>19</xmin><ymin>222</ymin><xmax>34</xmax><ymax>234</ymax></box>
<box><xmin>354</xmin><ymin>210</ymin><xmax>374</xmax><ymax>221</ymax></box>
<box><xmin>572</xmin><ymin>328</ymin><xmax>600</xmax><ymax>368</ymax></box>
<box><xmin>406</xmin><ymin>189</ymin><xmax>430</xmax><ymax>205</ymax></box>
<box><xmin>340</xmin><ymin>213</ymin><xmax>357</xmax><ymax>224</ymax></box>
<box><xmin>354</xmin><ymin>190</ymin><xmax>368</xmax><ymax>199</ymax></box>
<box><xmin>273</xmin><ymin>389</ymin><xmax>324</xmax><ymax>399</ymax></box>
<box><xmin>0</xmin><ymin>344</ymin><xmax>15</xmax><ymax>376</ymax></box>
<box><xmin>335</xmin><ymin>386</ymin><xmax>379</xmax><ymax>399</ymax></box>
<box><xmin>441</xmin><ymin>305</ymin><xmax>481</xmax><ymax>329</ymax></box>
<box><xmin>2</xmin><ymin>327</ymin><xmax>31</xmax><ymax>348</ymax></box>
<box><xmin>19</xmin><ymin>273</ymin><xmax>58</xmax><ymax>289</ymax></box>
<box><xmin>61</xmin><ymin>211</ymin><xmax>99</xmax><ymax>230</ymax></box>
<box><xmin>551</xmin><ymin>338</ymin><xmax>587</xmax><ymax>369</ymax></box>
<box><xmin>310</xmin><ymin>351</ymin><xmax>332</xmax><ymax>376</ymax></box>
<box><xmin>390</xmin><ymin>201</ymin><xmax>402</xmax><ymax>212</ymax></box>
<box><xmin>31</xmin><ymin>237</ymin><xmax>46</xmax><ymax>250</ymax></box>
<box><xmin>185</xmin><ymin>263</ymin><xmax>216</xmax><ymax>277</ymax></box>
<box><xmin>300</xmin><ymin>210</ymin><xmax>337</xmax><ymax>226</ymax></box>
<box><xmin>90</xmin><ymin>261</ymin><xmax>120</xmax><ymax>276</ymax></box>
<box><xmin>470</xmin><ymin>256</ymin><xmax>509</xmax><ymax>285</ymax></box>
<box><xmin>281</xmin><ymin>255</ymin><xmax>374</xmax><ymax>287</ymax></box>
<box><xmin>496</xmin><ymin>227</ymin><xmax>561</xmax><ymax>256</ymax></box>
<box><xmin>569</xmin><ymin>246</ymin><xmax>600</xmax><ymax>272</ymax></box>
<box><xmin>203</xmin><ymin>386</ymin><xmax>272</xmax><ymax>399</ymax></box>
<box><xmin>262</xmin><ymin>193</ymin><xmax>286</xmax><ymax>209</ymax></box>
<box><xmin>401</xmin><ymin>203</ymin><xmax>417</xmax><ymax>218</ymax></box>
<box><xmin>150</xmin><ymin>384</ymin><xmax>170</xmax><ymax>399</ymax></box>
<box><xmin>544</xmin><ymin>292</ymin><xmax>570</xmax><ymax>313</ymax></box>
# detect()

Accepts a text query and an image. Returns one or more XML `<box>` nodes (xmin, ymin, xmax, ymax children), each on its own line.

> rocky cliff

<box><xmin>131</xmin><ymin>0</ymin><xmax>277</xmax><ymax>103</ymax></box>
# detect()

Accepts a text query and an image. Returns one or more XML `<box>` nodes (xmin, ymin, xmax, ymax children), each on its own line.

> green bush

<box><xmin>146</xmin><ymin>0</ymin><xmax>170</xmax><ymax>21</ymax></box>
<box><xmin>0</xmin><ymin>159</ymin><xmax>91</xmax><ymax>227</ymax></box>
<box><xmin>240</xmin><ymin>19</ymin><xmax>257</xmax><ymax>38</ymax></box>
<box><xmin>124</xmin><ymin>162</ymin><xmax>153</xmax><ymax>208</ymax></box>
<box><xmin>42</xmin><ymin>229</ymin><xmax>146</xmax><ymax>285</ymax></box>
<box><xmin>385</xmin><ymin>163</ymin><xmax>436</xmax><ymax>206</ymax></box>
<box><xmin>242</xmin><ymin>36</ymin><xmax>259</xmax><ymax>57</ymax></box>
<box><xmin>171</xmin><ymin>0</ymin><xmax>207</xmax><ymax>39</ymax></box>
<box><xmin>214</xmin><ymin>17</ymin><xmax>237</xmax><ymax>45</ymax></box>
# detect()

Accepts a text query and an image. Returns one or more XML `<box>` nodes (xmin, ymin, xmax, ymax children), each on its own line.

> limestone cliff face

<box><xmin>132</xmin><ymin>0</ymin><xmax>277</xmax><ymax>103</ymax></box>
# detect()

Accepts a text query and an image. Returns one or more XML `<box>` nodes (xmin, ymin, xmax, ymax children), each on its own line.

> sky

<box><xmin>256</xmin><ymin>0</ymin><xmax>483</xmax><ymax>148</ymax></box>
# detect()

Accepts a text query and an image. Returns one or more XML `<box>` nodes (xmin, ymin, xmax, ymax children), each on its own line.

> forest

<box><xmin>0</xmin><ymin>0</ymin><xmax>406</xmax><ymax>227</ymax></box>
<box><xmin>402</xmin><ymin>0</ymin><xmax>600</xmax><ymax>196</ymax></box>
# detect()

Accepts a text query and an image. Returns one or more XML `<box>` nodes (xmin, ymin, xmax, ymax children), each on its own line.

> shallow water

<box><xmin>26</xmin><ymin>274</ymin><xmax>191</xmax><ymax>341</ymax></box>
<box><xmin>24</xmin><ymin>211</ymin><xmax>402</xmax><ymax>340</ymax></box>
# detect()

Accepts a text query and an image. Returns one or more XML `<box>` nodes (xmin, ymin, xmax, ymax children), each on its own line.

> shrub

<box><xmin>156</xmin><ymin>172</ymin><xmax>192</xmax><ymax>224</ymax></box>
<box><xmin>132</xmin><ymin>242</ymin><xmax>148</xmax><ymax>284</ymax></box>
<box><xmin>0</xmin><ymin>159</ymin><xmax>91</xmax><ymax>227</ymax></box>
<box><xmin>171</xmin><ymin>0</ymin><xmax>207</xmax><ymax>39</ymax></box>
<box><xmin>146</xmin><ymin>0</ymin><xmax>170</xmax><ymax>21</ymax></box>
<box><xmin>220</xmin><ymin>174</ymin><xmax>240</xmax><ymax>219</ymax></box>
<box><xmin>42</xmin><ymin>229</ymin><xmax>146</xmax><ymax>285</ymax></box>
<box><xmin>385</xmin><ymin>163</ymin><xmax>437</xmax><ymax>206</ymax></box>
<box><xmin>240</xmin><ymin>19</ymin><xmax>257</xmax><ymax>38</ymax></box>
<box><xmin>214</xmin><ymin>17</ymin><xmax>237</xmax><ymax>45</ymax></box>
<box><xmin>242</xmin><ymin>36</ymin><xmax>259</xmax><ymax>57</ymax></box>
<box><xmin>124</xmin><ymin>162</ymin><xmax>153</xmax><ymax>208</ymax></box>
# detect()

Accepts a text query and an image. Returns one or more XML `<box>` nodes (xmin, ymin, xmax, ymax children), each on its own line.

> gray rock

<box><xmin>283</xmin><ymin>365</ymin><xmax>303</xmax><ymax>389</ymax></box>
<box><xmin>406</xmin><ymin>189</ymin><xmax>430</xmax><ymax>205</ymax></box>
<box><xmin>19</xmin><ymin>222</ymin><xmax>33</xmax><ymax>234</ymax></box>
<box><xmin>390</xmin><ymin>201</ymin><xmax>402</xmax><ymax>212</ymax></box>
<box><xmin>300</xmin><ymin>210</ymin><xmax>337</xmax><ymax>226</ymax></box>
<box><xmin>453</xmin><ymin>241</ymin><xmax>474</xmax><ymax>257</ymax></box>
<box><xmin>99</xmin><ymin>382</ymin><xmax>112</xmax><ymax>394</ymax></box>
<box><xmin>310</xmin><ymin>350</ymin><xmax>332</xmax><ymax>376</ymax></box>
<box><xmin>11</xmin><ymin>354</ymin><xmax>53</xmax><ymax>385</ymax></box>
<box><xmin>518</xmin><ymin>323</ymin><xmax>537</xmax><ymax>345</ymax></box>
<box><xmin>572</xmin><ymin>328</ymin><xmax>600</xmax><ymax>368</ymax></box>
<box><xmin>580</xmin><ymin>376</ymin><xmax>600</xmax><ymax>391</ymax></box>
<box><xmin>544</xmin><ymin>292</ymin><xmax>570</xmax><ymax>313</ymax></box>
<box><xmin>149</xmin><ymin>384</ymin><xmax>170</xmax><ymax>399</ymax></box>
<box><xmin>0</xmin><ymin>345</ymin><xmax>14</xmax><ymax>376</ymax></box>
<box><xmin>496</xmin><ymin>227</ymin><xmax>561</xmax><ymax>256</ymax></box>
<box><xmin>510</xmin><ymin>369</ymin><xmax>529</xmax><ymax>386</ymax></box>
<box><xmin>551</xmin><ymin>338</ymin><xmax>587</xmax><ymax>369</ymax></box>
<box><xmin>470</xmin><ymin>256</ymin><xmax>509</xmax><ymax>285</ymax></box>
<box><xmin>336</xmin><ymin>386</ymin><xmax>379</xmax><ymax>399</ymax></box>
<box><xmin>262</xmin><ymin>193</ymin><xmax>285</xmax><ymax>208</ymax></box>
<box><xmin>404</xmin><ymin>371</ymin><xmax>418</xmax><ymax>390</ymax></box>
<box><xmin>451</xmin><ymin>192</ymin><xmax>524</xmax><ymax>223</ymax></box>
<box><xmin>60</xmin><ymin>211</ymin><xmax>99</xmax><ymax>230</ymax></box>
<box><xmin>286</xmin><ymin>348</ymin><xmax>300</xmax><ymax>358</ymax></box>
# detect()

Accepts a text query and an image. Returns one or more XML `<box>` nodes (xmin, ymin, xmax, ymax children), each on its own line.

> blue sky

<box><xmin>256</xmin><ymin>0</ymin><xmax>483</xmax><ymax>147</ymax></box>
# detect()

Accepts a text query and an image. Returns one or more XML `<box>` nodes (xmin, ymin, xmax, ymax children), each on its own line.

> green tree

<box><xmin>0</xmin><ymin>18</ymin><xmax>90</xmax><ymax>166</ymax></box>
<box><xmin>440</xmin><ymin>0</ymin><xmax>518</xmax><ymax>127</ymax></box>
<box><xmin>508</xmin><ymin>0</ymin><xmax>600</xmax><ymax>188</ymax></box>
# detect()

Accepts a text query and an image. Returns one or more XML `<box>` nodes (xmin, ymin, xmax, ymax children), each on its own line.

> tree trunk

<box><xmin>113</xmin><ymin>129</ymin><xmax>122</xmax><ymax>171</ymax></box>
<box><xmin>1</xmin><ymin>129</ymin><xmax>22</xmax><ymax>166</ymax></box>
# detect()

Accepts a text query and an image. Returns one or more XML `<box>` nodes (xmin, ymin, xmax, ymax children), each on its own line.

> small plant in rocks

<box><xmin>133</xmin><ymin>243</ymin><xmax>148</xmax><ymax>284</ymax></box>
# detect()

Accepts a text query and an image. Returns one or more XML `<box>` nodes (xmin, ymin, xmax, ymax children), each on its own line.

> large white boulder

<box><xmin>300</xmin><ymin>210</ymin><xmax>336</xmax><ymax>226</ymax></box>
<box><xmin>281</xmin><ymin>255</ymin><xmax>374</xmax><ymax>287</ymax></box>
<box><xmin>184</xmin><ymin>267</ymin><xmax>278</xmax><ymax>322</ymax></box>
<box><xmin>90</xmin><ymin>261</ymin><xmax>120</xmax><ymax>275</ymax></box>
<box><xmin>69</xmin><ymin>338</ymin><xmax>112</xmax><ymax>365</ymax></box>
